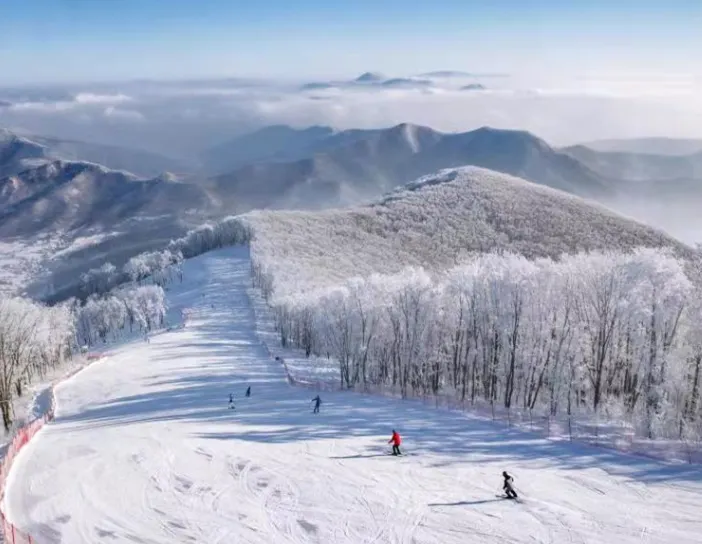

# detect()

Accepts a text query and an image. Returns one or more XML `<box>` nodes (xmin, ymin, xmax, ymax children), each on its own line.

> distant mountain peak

<box><xmin>388</xmin><ymin>121</ymin><xmax>436</xmax><ymax>137</ymax></box>
<box><xmin>0</xmin><ymin>129</ymin><xmax>42</xmax><ymax>148</ymax></box>
<box><xmin>300</xmin><ymin>82</ymin><xmax>336</xmax><ymax>91</ymax></box>
<box><xmin>355</xmin><ymin>72</ymin><xmax>386</xmax><ymax>83</ymax></box>
<box><xmin>469</xmin><ymin>126</ymin><xmax>550</xmax><ymax>148</ymax></box>
<box><xmin>155</xmin><ymin>171</ymin><xmax>179</xmax><ymax>183</ymax></box>
<box><xmin>381</xmin><ymin>78</ymin><xmax>432</xmax><ymax>88</ymax></box>
<box><xmin>460</xmin><ymin>83</ymin><xmax>486</xmax><ymax>91</ymax></box>
<box><xmin>388</xmin><ymin>122</ymin><xmax>421</xmax><ymax>132</ymax></box>
<box><xmin>388</xmin><ymin>123</ymin><xmax>423</xmax><ymax>152</ymax></box>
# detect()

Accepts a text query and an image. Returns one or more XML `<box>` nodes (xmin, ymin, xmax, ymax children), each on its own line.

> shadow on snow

<box><xmin>53</xmin><ymin>248</ymin><xmax>702</xmax><ymax>487</ymax></box>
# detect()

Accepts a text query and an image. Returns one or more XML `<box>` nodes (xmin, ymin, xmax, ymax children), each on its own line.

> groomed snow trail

<box><xmin>5</xmin><ymin>247</ymin><xmax>702</xmax><ymax>543</ymax></box>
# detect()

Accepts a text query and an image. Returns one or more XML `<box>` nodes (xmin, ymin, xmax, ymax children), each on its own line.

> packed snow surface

<box><xmin>5</xmin><ymin>247</ymin><xmax>702</xmax><ymax>543</ymax></box>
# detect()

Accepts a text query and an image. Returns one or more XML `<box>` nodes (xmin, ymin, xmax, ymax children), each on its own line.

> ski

<box><xmin>495</xmin><ymin>494</ymin><xmax>521</xmax><ymax>502</ymax></box>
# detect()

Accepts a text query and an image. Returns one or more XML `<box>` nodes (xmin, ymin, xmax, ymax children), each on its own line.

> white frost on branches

<box><xmin>74</xmin><ymin>285</ymin><xmax>167</xmax><ymax>346</ymax></box>
<box><xmin>0</xmin><ymin>297</ymin><xmax>74</xmax><ymax>431</ymax></box>
<box><xmin>269</xmin><ymin>247</ymin><xmax>702</xmax><ymax>441</ymax></box>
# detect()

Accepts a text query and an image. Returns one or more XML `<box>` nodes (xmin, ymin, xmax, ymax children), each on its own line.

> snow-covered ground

<box><xmin>0</xmin><ymin>237</ymin><xmax>58</xmax><ymax>296</ymax></box>
<box><xmin>5</xmin><ymin>247</ymin><xmax>702</xmax><ymax>543</ymax></box>
<box><xmin>0</xmin><ymin>354</ymin><xmax>97</xmax><ymax>459</ymax></box>
<box><xmin>249</xmin><ymin>278</ymin><xmax>702</xmax><ymax>466</ymax></box>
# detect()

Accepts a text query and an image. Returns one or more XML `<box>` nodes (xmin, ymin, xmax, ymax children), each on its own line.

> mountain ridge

<box><xmin>241</xmin><ymin>166</ymin><xmax>692</xmax><ymax>300</ymax></box>
<box><xmin>208</xmin><ymin>123</ymin><xmax>615</xmax><ymax>211</ymax></box>
<box><xmin>3</xmin><ymin>121</ymin><xmax>699</xmax><ymax>298</ymax></box>
<box><xmin>0</xmin><ymin>128</ymin><xmax>190</xmax><ymax>178</ymax></box>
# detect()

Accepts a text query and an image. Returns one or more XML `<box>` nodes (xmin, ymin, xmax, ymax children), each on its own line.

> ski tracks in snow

<box><xmin>4</xmin><ymin>247</ymin><xmax>702</xmax><ymax>544</ymax></box>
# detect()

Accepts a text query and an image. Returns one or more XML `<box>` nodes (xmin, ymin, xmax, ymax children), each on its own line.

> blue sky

<box><xmin>1</xmin><ymin>0</ymin><xmax>700</xmax><ymax>84</ymax></box>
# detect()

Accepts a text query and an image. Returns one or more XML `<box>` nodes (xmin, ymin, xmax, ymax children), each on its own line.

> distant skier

<box><xmin>228</xmin><ymin>393</ymin><xmax>235</xmax><ymax>410</ymax></box>
<box><xmin>245</xmin><ymin>386</ymin><xmax>251</xmax><ymax>397</ymax></box>
<box><xmin>312</xmin><ymin>395</ymin><xmax>321</xmax><ymax>413</ymax></box>
<box><xmin>388</xmin><ymin>430</ymin><xmax>402</xmax><ymax>456</ymax></box>
<box><xmin>502</xmin><ymin>471</ymin><xmax>518</xmax><ymax>499</ymax></box>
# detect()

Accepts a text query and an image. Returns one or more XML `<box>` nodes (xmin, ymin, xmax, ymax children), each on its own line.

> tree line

<box><xmin>257</xmin><ymin>248</ymin><xmax>702</xmax><ymax>442</ymax></box>
<box><xmin>78</xmin><ymin>217</ymin><xmax>251</xmax><ymax>299</ymax></box>
<box><xmin>0</xmin><ymin>297</ymin><xmax>74</xmax><ymax>431</ymax></box>
<box><xmin>0</xmin><ymin>217</ymin><xmax>252</xmax><ymax>433</ymax></box>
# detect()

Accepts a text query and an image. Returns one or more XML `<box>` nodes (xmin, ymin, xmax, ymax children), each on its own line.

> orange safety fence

<box><xmin>0</xmin><ymin>352</ymin><xmax>109</xmax><ymax>544</ymax></box>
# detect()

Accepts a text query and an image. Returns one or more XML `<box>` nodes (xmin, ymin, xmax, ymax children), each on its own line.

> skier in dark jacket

<box><xmin>502</xmin><ymin>471</ymin><xmax>518</xmax><ymax>499</ymax></box>
<box><xmin>228</xmin><ymin>393</ymin><xmax>235</xmax><ymax>410</ymax></box>
<box><xmin>312</xmin><ymin>395</ymin><xmax>321</xmax><ymax>413</ymax></box>
<box><xmin>245</xmin><ymin>386</ymin><xmax>251</xmax><ymax>397</ymax></box>
<box><xmin>388</xmin><ymin>430</ymin><xmax>402</xmax><ymax>455</ymax></box>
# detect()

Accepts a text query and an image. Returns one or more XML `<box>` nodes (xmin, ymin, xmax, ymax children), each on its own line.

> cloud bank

<box><xmin>0</xmin><ymin>74</ymin><xmax>700</xmax><ymax>158</ymax></box>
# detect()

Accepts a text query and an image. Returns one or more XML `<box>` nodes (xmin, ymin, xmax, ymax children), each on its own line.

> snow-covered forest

<box><xmin>77</xmin><ymin>217</ymin><xmax>251</xmax><ymax>299</ymax></box>
<box><xmin>73</xmin><ymin>285</ymin><xmax>168</xmax><ymax>347</ymax></box>
<box><xmin>0</xmin><ymin>218</ymin><xmax>253</xmax><ymax>432</ymax></box>
<box><xmin>257</xmin><ymin>247</ymin><xmax>702</xmax><ymax>444</ymax></box>
<box><xmin>4</xmin><ymin>168</ymin><xmax>701</xmax><ymax>447</ymax></box>
<box><xmin>240</xmin><ymin>167</ymin><xmax>692</xmax><ymax>301</ymax></box>
<box><xmin>0</xmin><ymin>283</ymin><xmax>170</xmax><ymax>432</ymax></box>
<box><xmin>0</xmin><ymin>297</ymin><xmax>74</xmax><ymax>431</ymax></box>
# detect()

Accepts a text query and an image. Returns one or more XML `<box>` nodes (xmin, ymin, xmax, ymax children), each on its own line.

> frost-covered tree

<box><xmin>75</xmin><ymin>285</ymin><xmax>167</xmax><ymax>346</ymax></box>
<box><xmin>260</xmin><ymin>247</ymin><xmax>702</xmax><ymax>442</ymax></box>
<box><xmin>80</xmin><ymin>262</ymin><xmax>119</xmax><ymax>297</ymax></box>
<box><xmin>0</xmin><ymin>297</ymin><xmax>74</xmax><ymax>430</ymax></box>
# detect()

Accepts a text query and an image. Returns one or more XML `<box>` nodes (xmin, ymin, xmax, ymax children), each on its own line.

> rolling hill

<box><xmin>240</xmin><ymin>166</ymin><xmax>691</xmax><ymax>300</ymax></box>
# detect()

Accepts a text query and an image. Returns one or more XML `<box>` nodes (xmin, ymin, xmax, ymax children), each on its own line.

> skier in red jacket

<box><xmin>388</xmin><ymin>430</ymin><xmax>402</xmax><ymax>456</ymax></box>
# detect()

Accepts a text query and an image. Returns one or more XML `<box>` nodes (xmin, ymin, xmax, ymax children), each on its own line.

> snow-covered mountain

<box><xmin>2</xmin><ymin>124</ymin><xmax>620</xmax><ymax>233</ymax></box>
<box><xmin>0</xmin><ymin>160</ymin><xmax>215</xmax><ymax>237</ymax></box>
<box><xmin>0</xmin><ymin>129</ymin><xmax>51</xmax><ymax>177</ymax></box>
<box><xmin>28</xmin><ymin>135</ymin><xmax>192</xmax><ymax>178</ymax></box>
<box><xmin>0</xmin><ymin>145</ymin><xmax>220</xmax><ymax>299</ymax></box>
<box><xmin>206</xmin><ymin>123</ymin><xmax>444</xmax><ymax>210</ymax></box>
<box><xmin>0</xmin><ymin>129</ymin><xmax>191</xmax><ymax>178</ymax></box>
<box><xmin>206</xmin><ymin>123</ymin><xmax>702</xmax><ymax>245</ymax></box>
<box><xmin>3</xmin><ymin>121</ymin><xmax>699</xmax><ymax>299</ymax></box>
<box><xmin>201</xmin><ymin>124</ymin><xmax>335</xmax><ymax>173</ymax></box>
<box><xmin>207</xmin><ymin>123</ymin><xmax>612</xmax><ymax>211</ymax></box>
<box><xmin>241</xmin><ymin>166</ymin><xmax>690</xmax><ymax>297</ymax></box>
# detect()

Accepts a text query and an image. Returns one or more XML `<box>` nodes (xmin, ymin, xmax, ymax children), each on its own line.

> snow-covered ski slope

<box><xmin>5</xmin><ymin>247</ymin><xmax>702</xmax><ymax>544</ymax></box>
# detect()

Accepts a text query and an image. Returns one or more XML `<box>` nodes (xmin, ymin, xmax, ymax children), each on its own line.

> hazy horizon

<box><xmin>2</xmin><ymin>74</ymin><xmax>702</xmax><ymax>153</ymax></box>
<box><xmin>2</xmin><ymin>1</ymin><xmax>701</xmax><ymax>84</ymax></box>
<box><xmin>2</xmin><ymin>1</ymin><xmax>701</xmax><ymax>147</ymax></box>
